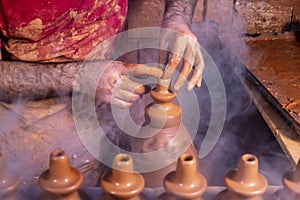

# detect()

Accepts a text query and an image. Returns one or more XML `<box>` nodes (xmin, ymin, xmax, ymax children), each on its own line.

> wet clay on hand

<box><xmin>159</xmin><ymin>23</ymin><xmax>204</xmax><ymax>92</ymax></box>
<box><xmin>96</xmin><ymin>62</ymin><xmax>163</xmax><ymax>108</ymax></box>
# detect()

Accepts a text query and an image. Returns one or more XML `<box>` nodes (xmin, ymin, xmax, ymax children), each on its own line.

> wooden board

<box><xmin>245</xmin><ymin>70</ymin><xmax>300</xmax><ymax>165</ymax></box>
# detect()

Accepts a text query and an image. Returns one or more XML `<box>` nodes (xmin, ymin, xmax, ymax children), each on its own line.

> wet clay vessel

<box><xmin>38</xmin><ymin>149</ymin><xmax>90</xmax><ymax>200</ymax></box>
<box><xmin>159</xmin><ymin>154</ymin><xmax>207</xmax><ymax>200</ymax></box>
<box><xmin>99</xmin><ymin>153</ymin><xmax>147</xmax><ymax>200</ymax></box>
<box><xmin>273</xmin><ymin>158</ymin><xmax>300</xmax><ymax>200</ymax></box>
<box><xmin>216</xmin><ymin>154</ymin><xmax>268</xmax><ymax>200</ymax></box>
<box><xmin>121</xmin><ymin>78</ymin><xmax>196</xmax><ymax>188</ymax></box>
<box><xmin>0</xmin><ymin>153</ymin><xmax>20</xmax><ymax>200</ymax></box>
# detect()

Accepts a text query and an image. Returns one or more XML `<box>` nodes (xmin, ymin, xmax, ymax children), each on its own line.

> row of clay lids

<box><xmin>0</xmin><ymin>150</ymin><xmax>300</xmax><ymax>199</ymax></box>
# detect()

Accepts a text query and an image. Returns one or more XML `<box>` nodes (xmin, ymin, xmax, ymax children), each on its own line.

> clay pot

<box><xmin>120</xmin><ymin>79</ymin><xmax>196</xmax><ymax>188</ymax></box>
<box><xmin>273</xmin><ymin>158</ymin><xmax>300</xmax><ymax>200</ymax></box>
<box><xmin>99</xmin><ymin>153</ymin><xmax>147</xmax><ymax>200</ymax></box>
<box><xmin>216</xmin><ymin>154</ymin><xmax>268</xmax><ymax>200</ymax></box>
<box><xmin>159</xmin><ymin>154</ymin><xmax>207</xmax><ymax>200</ymax></box>
<box><xmin>38</xmin><ymin>149</ymin><xmax>90</xmax><ymax>200</ymax></box>
<box><xmin>145</xmin><ymin>78</ymin><xmax>182</xmax><ymax>128</ymax></box>
<box><xmin>0</xmin><ymin>153</ymin><xmax>20</xmax><ymax>200</ymax></box>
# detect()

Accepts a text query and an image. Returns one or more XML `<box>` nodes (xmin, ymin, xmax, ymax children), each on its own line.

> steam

<box><xmin>0</xmin><ymin>1</ymin><xmax>294</xmax><ymax>195</ymax></box>
<box><xmin>190</xmin><ymin>2</ymin><xmax>292</xmax><ymax>187</ymax></box>
<box><xmin>0</xmin><ymin>97</ymin><xmax>96</xmax><ymax>186</ymax></box>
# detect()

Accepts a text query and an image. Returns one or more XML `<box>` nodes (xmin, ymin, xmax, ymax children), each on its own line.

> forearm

<box><xmin>0</xmin><ymin>61</ymin><xmax>80</xmax><ymax>101</ymax></box>
<box><xmin>164</xmin><ymin>0</ymin><xmax>197</xmax><ymax>26</ymax></box>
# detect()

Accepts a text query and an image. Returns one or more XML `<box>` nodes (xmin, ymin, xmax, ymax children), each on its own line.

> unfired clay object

<box><xmin>99</xmin><ymin>153</ymin><xmax>147</xmax><ymax>200</ymax></box>
<box><xmin>273</xmin><ymin>158</ymin><xmax>300</xmax><ymax>200</ymax></box>
<box><xmin>0</xmin><ymin>153</ymin><xmax>20</xmax><ymax>200</ymax></box>
<box><xmin>145</xmin><ymin>78</ymin><xmax>182</xmax><ymax>128</ymax></box>
<box><xmin>121</xmin><ymin>78</ymin><xmax>196</xmax><ymax>188</ymax></box>
<box><xmin>159</xmin><ymin>154</ymin><xmax>207</xmax><ymax>200</ymax></box>
<box><xmin>216</xmin><ymin>154</ymin><xmax>268</xmax><ymax>200</ymax></box>
<box><xmin>38</xmin><ymin>149</ymin><xmax>90</xmax><ymax>200</ymax></box>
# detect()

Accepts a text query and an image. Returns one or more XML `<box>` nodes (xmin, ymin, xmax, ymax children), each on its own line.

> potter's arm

<box><xmin>0</xmin><ymin>61</ymin><xmax>79</xmax><ymax>101</ymax></box>
<box><xmin>164</xmin><ymin>0</ymin><xmax>197</xmax><ymax>26</ymax></box>
<box><xmin>0</xmin><ymin>61</ymin><xmax>162</xmax><ymax>107</ymax></box>
<box><xmin>160</xmin><ymin>0</ymin><xmax>204</xmax><ymax>91</ymax></box>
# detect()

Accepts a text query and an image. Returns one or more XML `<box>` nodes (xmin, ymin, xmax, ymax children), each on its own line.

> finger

<box><xmin>173</xmin><ymin>44</ymin><xmax>195</xmax><ymax>91</ymax></box>
<box><xmin>111</xmin><ymin>97</ymin><xmax>132</xmax><ymax>108</ymax></box>
<box><xmin>186</xmin><ymin>68</ymin><xmax>202</xmax><ymax>91</ymax></box>
<box><xmin>196</xmin><ymin>75</ymin><xmax>203</xmax><ymax>87</ymax></box>
<box><xmin>120</xmin><ymin>75</ymin><xmax>146</xmax><ymax>95</ymax></box>
<box><xmin>113</xmin><ymin>88</ymin><xmax>140</xmax><ymax>102</ymax></box>
<box><xmin>158</xmin><ymin>49</ymin><xmax>168</xmax><ymax>66</ymax></box>
<box><xmin>174</xmin><ymin>59</ymin><xmax>193</xmax><ymax>91</ymax></box>
<box><xmin>195</xmin><ymin>48</ymin><xmax>205</xmax><ymax>87</ymax></box>
<box><xmin>158</xmin><ymin>30</ymin><xmax>170</xmax><ymax>66</ymax></box>
<box><xmin>186</xmin><ymin>50</ymin><xmax>204</xmax><ymax>91</ymax></box>
<box><xmin>162</xmin><ymin>37</ymin><xmax>185</xmax><ymax>79</ymax></box>
<box><xmin>159</xmin><ymin>28</ymin><xmax>171</xmax><ymax>51</ymax></box>
<box><xmin>125</xmin><ymin>64</ymin><xmax>163</xmax><ymax>78</ymax></box>
<box><xmin>162</xmin><ymin>53</ymin><xmax>182</xmax><ymax>79</ymax></box>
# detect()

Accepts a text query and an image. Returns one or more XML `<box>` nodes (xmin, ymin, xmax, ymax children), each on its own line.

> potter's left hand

<box><xmin>159</xmin><ymin>22</ymin><xmax>204</xmax><ymax>92</ymax></box>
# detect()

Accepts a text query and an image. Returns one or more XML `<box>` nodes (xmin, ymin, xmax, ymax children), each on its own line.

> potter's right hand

<box><xmin>158</xmin><ymin>22</ymin><xmax>204</xmax><ymax>92</ymax></box>
<box><xmin>97</xmin><ymin>61</ymin><xmax>163</xmax><ymax>108</ymax></box>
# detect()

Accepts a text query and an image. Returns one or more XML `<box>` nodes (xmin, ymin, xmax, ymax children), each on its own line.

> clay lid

<box><xmin>164</xmin><ymin>154</ymin><xmax>207</xmax><ymax>199</ymax></box>
<box><xmin>282</xmin><ymin>158</ymin><xmax>300</xmax><ymax>195</ymax></box>
<box><xmin>0</xmin><ymin>153</ymin><xmax>20</xmax><ymax>195</ymax></box>
<box><xmin>38</xmin><ymin>149</ymin><xmax>83</xmax><ymax>195</ymax></box>
<box><xmin>224</xmin><ymin>154</ymin><xmax>268</xmax><ymax>197</ymax></box>
<box><xmin>101</xmin><ymin>153</ymin><xmax>144</xmax><ymax>199</ymax></box>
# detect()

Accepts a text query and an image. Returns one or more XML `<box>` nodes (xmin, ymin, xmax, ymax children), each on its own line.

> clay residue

<box><xmin>0</xmin><ymin>98</ymin><xmax>69</xmax><ymax>125</ymax></box>
<box><xmin>240</xmin><ymin>39</ymin><xmax>300</xmax><ymax>131</ymax></box>
<box><xmin>234</xmin><ymin>1</ymin><xmax>293</xmax><ymax>34</ymax></box>
<box><xmin>15</xmin><ymin>18</ymin><xmax>44</xmax><ymax>41</ymax></box>
<box><xmin>0</xmin><ymin>97</ymin><xmax>100</xmax><ymax>187</ymax></box>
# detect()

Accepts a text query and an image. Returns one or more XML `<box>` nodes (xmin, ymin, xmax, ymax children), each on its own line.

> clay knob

<box><xmin>163</xmin><ymin>154</ymin><xmax>207</xmax><ymax>199</ymax></box>
<box><xmin>38</xmin><ymin>149</ymin><xmax>87</xmax><ymax>199</ymax></box>
<box><xmin>282</xmin><ymin>158</ymin><xmax>300</xmax><ymax>197</ymax></box>
<box><xmin>100</xmin><ymin>153</ymin><xmax>145</xmax><ymax>199</ymax></box>
<box><xmin>0</xmin><ymin>153</ymin><xmax>20</xmax><ymax>198</ymax></box>
<box><xmin>218</xmin><ymin>154</ymin><xmax>268</xmax><ymax>200</ymax></box>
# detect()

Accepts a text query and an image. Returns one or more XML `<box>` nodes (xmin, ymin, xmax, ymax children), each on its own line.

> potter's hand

<box><xmin>159</xmin><ymin>22</ymin><xmax>204</xmax><ymax>92</ymax></box>
<box><xmin>97</xmin><ymin>61</ymin><xmax>163</xmax><ymax>108</ymax></box>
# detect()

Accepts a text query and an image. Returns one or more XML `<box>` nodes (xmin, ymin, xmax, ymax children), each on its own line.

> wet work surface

<box><xmin>244</xmin><ymin>39</ymin><xmax>300</xmax><ymax>132</ymax></box>
<box><xmin>235</xmin><ymin>38</ymin><xmax>300</xmax><ymax>164</ymax></box>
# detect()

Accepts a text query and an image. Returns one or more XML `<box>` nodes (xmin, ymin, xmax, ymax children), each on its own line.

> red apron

<box><xmin>0</xmin><ymin>0</ymin><xmax>128</xmax><ymax>62</ymax></box>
